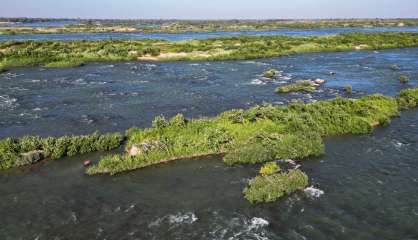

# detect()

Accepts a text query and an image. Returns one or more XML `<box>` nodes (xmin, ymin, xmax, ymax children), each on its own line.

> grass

<box><xmin>276</xmin><ymin>80</ymin><xmax>317</xmax><ymax>93</ymax></box>
<box><xmin>1</xmin><ymin>33</ymin><xmax>418</xmax><ymax>68</ymax></box>
<box><xmin>0</xmin><ymin>132</ymin><xmax>123</xmax><ymax>170</ymax></box>
<box><xmin>87</xmin><ymin>88</ymin><xmax>418</xmax><ymax>176</ymax></box>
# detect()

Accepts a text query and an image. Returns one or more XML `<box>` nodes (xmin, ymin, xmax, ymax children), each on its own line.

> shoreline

<box><xmin>1</xmin><ymin>32</ymin><xmax>418</xmax><ymax>69</ymax></box>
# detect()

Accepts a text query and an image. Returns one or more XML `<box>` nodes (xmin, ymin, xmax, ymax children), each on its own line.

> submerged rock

<box><xmin>17</xmin><ymin>150</ymin><xmax>45</xmax><ymax>166</ymax></box>
<box><xmin>304</xmin><ymin>186</ymin><xmax>324</xmax><ymax>198</ymax></box>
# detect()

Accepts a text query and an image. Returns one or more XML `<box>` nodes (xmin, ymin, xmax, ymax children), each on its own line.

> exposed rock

<box><xmin>314</xmin><ymin>78</ymin><xmax>325</xmax><ymax>85</ymax></box>
<box><xmin>83</xmin><ymin>160</ymin><xmax>92</xmax><ymax>167</ymax></box>
<box><xmin>129</xmin><ymin>145</ymin><xmax>140</xmax><ymax>157</ymax></box>
<box><xmin>17</xmin><ymin>150</ymin><xmax>45</xmax><ymax>166</ymax></box>
<box><xmin>304</xmin><ymin>186</ymin><xmax>324</xmax><ymax>198</ymax></box>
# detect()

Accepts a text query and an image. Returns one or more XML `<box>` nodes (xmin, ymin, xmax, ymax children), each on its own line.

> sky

<box><xmin>1</xmin><ymin>0</ymin><xmax>418</xmax><ymax>19</ymax></box>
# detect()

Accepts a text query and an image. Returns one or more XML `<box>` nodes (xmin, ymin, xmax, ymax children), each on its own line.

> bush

<box><xmin>243</xmin><ymin>169</ymin><xmax>309</xmax><ymax>204</ymax></box>
<box><xmin>259</xmin><ymin>162</ymin><xmax>280</xmax><ymax>176</ymax></box>
<box><xmin>0</xmin><ymin>132</ymin><xmax>123</xmax><ymax>170</ymax></box>
<box><xmin>276</xmin><ymin>80</ymin><xmax>316</xmax><ymax>93</ymax></box>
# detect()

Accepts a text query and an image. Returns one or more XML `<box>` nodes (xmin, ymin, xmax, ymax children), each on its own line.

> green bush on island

<box><xmin>0</xmin><ymin>132</ymin><xmax>123</xmax><ymax>171</ymax></box>
<box><xmin>243</xmin><ymin>169</ymin><xmax>309</xmax><ymax>204</ymax></box>
<box><xmin>259</xmin><ymin>161</ymin><xmax>280</xmax><ymax>176</ymax></box>
<box><xmin>86</xmin><ymin>89</ymin><xmax>418</xmax><ymax>176</ymax></box>
<box><xmin>276</xmin><ymin>80</ymin><xmax>317</xmax><ymax>93</ymax></box>
<box><xmin>1</xmin><ymin>33</ymin><xmax>418</xmax><ymax>68</ymax></box>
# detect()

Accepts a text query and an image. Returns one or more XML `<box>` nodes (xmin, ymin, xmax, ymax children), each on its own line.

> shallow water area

<box><xmin>1</xmin><ymin>108</ymin><xmax>417</xmax><ymax>239</ymax></box>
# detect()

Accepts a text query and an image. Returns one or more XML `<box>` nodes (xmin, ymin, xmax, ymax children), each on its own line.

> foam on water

<box><xmin>304</xmin><ymin>186</ymin><xmax>325</xmax><ymax>198</ymax></box>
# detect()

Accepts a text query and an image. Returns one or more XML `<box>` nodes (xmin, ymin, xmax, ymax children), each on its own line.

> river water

<box><xmin>1</xmin><ymin>27</ymin><xmax>418</xmax><ymax>41</ymax></box>
<box><xmin>0</xmin><ymin>48</ymin><xmax>418</xmax><ymax>239</ymax></box>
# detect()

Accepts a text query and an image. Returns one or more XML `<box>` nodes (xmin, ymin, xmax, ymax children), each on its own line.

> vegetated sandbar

<box><xmin>1</xmin><ymin>32</ymin><xmax>418</xmax><ymax>69</ymax></box>
<box><xmin>1</xmin><ymin>18</ymin><xmax>418</xmax><ymax>34</ymax></box>
<box><xmin>84</xmin><ymin>88</ymin><xmax>418</xmax><ymax>203</ymax></box>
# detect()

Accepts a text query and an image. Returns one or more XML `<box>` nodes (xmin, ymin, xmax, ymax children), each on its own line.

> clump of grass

<box><xmin>276</xmin><ymin>80</ymin><xmax>317</xmax><ymax>93</ymax></box>
<box><xmin>259</xmin><ymin>162</ymin><xmax>280</xmax><ymax>176</ymax></box>
<box><xmin>0</xmin><ymin>132</ymin><xmax>123</xmax><ymax>171</ymax></box>
<box><xmin>263</xmin><ymin>69</ymin><xmax>278</xmax><ymax>78</ymax></box>
<box><xmin>243</xmin><ymin>169</ymin><xmax>309</xmax><ymax>204</ymax></box>
<box><xmin>399</xmin><ymin>75</ymin><xmax>410</xmax><ymax>84</ymax></box>
<box><xmin>344</xmin><ymin>85</ymin><xmax>353</xmax><ymax>94</ymax></box>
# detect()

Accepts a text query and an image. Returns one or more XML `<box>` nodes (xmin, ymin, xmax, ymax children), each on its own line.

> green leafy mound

<box><xmin>0</xmin><ymin>132</ymin><xmax>123</xmax><ymax>170</ymax></box>
<box><xmin>243</xmin><ymin>169</ymin><xmax>309</xmax><ymax>204</ymax></box>
<box><xmin>276</xmin><ymin>80</ymin><xmax>317</xmax><ymax>93</ymax></box>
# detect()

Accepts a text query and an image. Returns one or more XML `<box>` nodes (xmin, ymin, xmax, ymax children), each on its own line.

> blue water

<box><xmin>1</xmin><ymin>26</ymin><xmax>418</xmax><ymax>41</ymax></box>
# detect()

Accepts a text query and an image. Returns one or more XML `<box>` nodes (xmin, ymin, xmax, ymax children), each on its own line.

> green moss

<box><xmin>243</xmin><ymin>169</ymin><xmax>309</xmax><ymax>204</ymax></box>
<box><xmin>0</xmin><ymin>132</ymin><xmax>123</xmax><ymax>171</ymax></box>
<box><xmin>276</xmin><ymin>80</ymin><xmax>317</xmax><ymax>93</ymax></box>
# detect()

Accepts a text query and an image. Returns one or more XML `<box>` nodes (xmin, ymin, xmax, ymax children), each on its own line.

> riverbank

<box><xmin>1</xmin><ymin>19</ymin><xmax>418</xmax><ymax>34</ymax></box>
<box><xmin>1</xmin><ymin>32</ymin><xmax>418</xmax><ymax>69</ymax></box>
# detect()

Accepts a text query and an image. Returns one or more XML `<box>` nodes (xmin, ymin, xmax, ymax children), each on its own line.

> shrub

<box><xmin>152</xmin><ymin>115</ymin><xmax>169</xmax><ymax>130</ymax></box>
<box><xmin>259</xmin><ymin>162</ymin><xmax>280</xmax><ymax>176</ymax></box>
<box><xmin>276</xmin><ymin>80</ymin><xmax>316</xmax><ymax>93</ymax></box>
<box><xmin>243</xmin><ymin>169</ymin><xmax>309</xmax><ymax>204</ymax></box>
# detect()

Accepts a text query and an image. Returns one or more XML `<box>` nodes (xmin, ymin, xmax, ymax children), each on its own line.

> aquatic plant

<box><xmin>1</xmin><ymin>33</ymin><xmax>418</xmax><ymax>68</ymax></box>
<box><xmin>0</xmin><ymin>132</ymin><xmax>123</xmax><ymax>171</ymax></box>
<box><xmin>243</xmin><ymin>169</ymin><xmax>309</xmax><ymax>204</ymax></box>
<box><xmin>276</xmin><ymin>80</ymin><xmax>317</xmax><ymax>93</ymax></box>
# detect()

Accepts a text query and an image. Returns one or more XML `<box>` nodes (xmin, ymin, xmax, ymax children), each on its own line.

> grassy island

<box><xmin>1</xmin><ymin>32</ymin><xmax>418</xmax><ymax>69</ymax></box>
<box><xmin>83</xmin><ymin>88</ymin><xmax>418</xmax><ymax>203</ymax></box>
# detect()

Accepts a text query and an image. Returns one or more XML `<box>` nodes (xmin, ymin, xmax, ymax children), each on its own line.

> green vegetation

<box><xmin>0</xmin><ymin>132</ymin><xmax>123</xmax><ymax>170</ymax></box>
<box><xmin>1</xmin><ymin>33</ymin><xmax>418</xmax><ymax>68</ymax></box>
<box><xmin>243</xmin><ymin>169</ymin><xmax>309</xmax><ymax>204</ymax></box>
<box><xmin>399</xmin><ymin>75</ymin><xmax>410</xmax><ymax>84</ymax></box>
<box><xmin>263</xmin><ymin>69</ymin><xmax>278</xmax><ymax>78</ymax></box>
<box><xmin>259</xmin><ymin>161</ymin><xmax>280</xmax><ymax>176</ymax></box>
<box><xmin>345</xmin><ymin>85</ymin><xmax>353</xmax><ymax>94</ymax></box>
<box><xmin>276</xmin><ymin>80</ymin><xmax>317</xmax><ymax>93</ymax></box>
<box><xmin>87</xmin><ymin>88</ymin><xmax>418</xmax><ymax>176</ymax></box>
